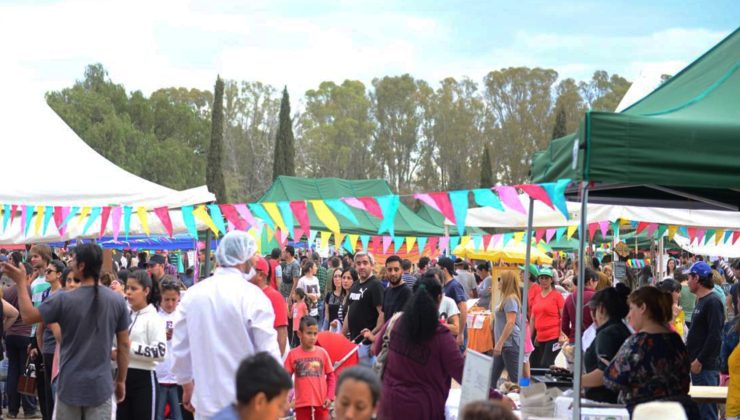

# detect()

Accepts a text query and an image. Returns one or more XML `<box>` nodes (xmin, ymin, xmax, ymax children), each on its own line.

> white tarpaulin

<box><xmin>673</xmin><ymin>234</ymin><xmax>740</xmax><ymax>258</ymax></box>
<box><xmin>457</xmin><ymin>196</ymin><xmax>740</xmax><ymax>230</ymax></box>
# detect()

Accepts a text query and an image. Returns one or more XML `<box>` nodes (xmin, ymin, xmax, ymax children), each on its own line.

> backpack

<box><xmin>372</xmin><ymin>312</ymin><xmax>403</xmax><ymax>379</ymax></box>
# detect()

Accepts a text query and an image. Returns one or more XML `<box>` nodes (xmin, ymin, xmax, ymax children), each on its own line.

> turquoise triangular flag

<box><xmin>449</xmin><ymin>236</ymin><xmax>461</xmax><ymax>252</ymax></box>
<box><xmin>417</xmin><ymin>237</ymin><xmax>428</xmax><ymax>254</ymax></box>
<box><xmin>42</xmin><ymin>206</ymin><xmax>54</xmax><ymax>235</ymax></box>
<box><xmin>181</xmin><ymin>206</ymin><xmax>198</xmax><ymax>239</ymax></box>
<box><xmin>123</xmin><ymin>206</ymin><xmax>133</xmax><ymax>240</ymax></box>
<box><xmin>449</xmin><ymin>190</ymin><xmax>469</xmax><ymax>236</ymax></box>
<box><xmin>2</xmin><ymin>204</ymin><xmax>10</xmax><ymax>232</ymax></box>
<box><xmin>393</xmin><ymin>236</ymin><xmax>405</xmax><ymax>253</ymax></box>
<box><xmin>207</xmin><ymin>204</ymin><xmax>227</xmax><ymax>236</ymax></box>
<box><xmin>249</xmin><ymin>204</ymin><xmax>275</xmax><ymax>231</ymax></box>
<box><xmin>541</xmin><ymin>179</ymin><xmax>570</xmax><ymax>219</ymax></box>
<box><xmin>630</xmin><ymin>220</ymin><xmax>638</xmax><ymax>229</ymax></box>
<box><xmin>81</xmin><ymin>206</ymin><xmax>102</xmax><ymax>236</ymax></box>
<box><xmin>308</xmin><ymin>230</ymin><xmax>318</xmax><ymax>244</ymax></box>
<box><xmin>472</xmin><ymin>188</ymin><xmax>504</xmax><ymax>211</ymax></box>
<box><xmin>724</xmin><ymin>230</ymin><xmax>733</xmax><ymax>244</ymax></box>
<box><xmin>377</xmin><ymin>195</ymin><xmax>400</xmax><ymax>236</ymax></box>
<box><xmin>679</xmin><ymin>226</ymin><xmax>688</xmax><ymax>237</ymax></box>
<box><xmin>472</xmin><ymin>235</ymin><xmax>483</xmax><ymax>250</ymax></box>
<box><xmin>60</xmin><ymin>206</ymin><xmax>80</xmax><ymax>229</ymax></box>
<box><xmin>360</xmin><ymin>235</ymin><xmax>371</xmax><ymax>251</ymax></box>
<box><xmin>555</xmin><ymin>227</ymin><xmax>566</xmax><ymax>242</ymax></box>
<box><xmin>23</xmin><ymin>205</ymin><xmax>34</xmax><ymax>237</ymax></box>
<box><xmin>704</xmin><ymin>229</ymin><xmax>715</xmax><ymax>245</ymax></box>
<box><xmin>325</xmin><ymin>199</ymin><xmax>359</xmax><ymax>225</ymax></box>
<box><xmin>277</xmin><ymin>201</ymin><xmax>296</xmax><ymax>233</ymax></box>
<box><xmin>344</xmin><ymin>235</ymin><xmax>354</xmax><ymax>252</ymax></box>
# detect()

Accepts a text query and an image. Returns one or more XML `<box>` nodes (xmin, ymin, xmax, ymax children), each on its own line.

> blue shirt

<box><xmin>443</xmin><ymin>278</ymin><xmax>467</xmax><ymax>305</ymax></box>
<box><xmin>211</xmin><ymin>405</ymin><xmax>239</xmax><ymax>420</ymax></box>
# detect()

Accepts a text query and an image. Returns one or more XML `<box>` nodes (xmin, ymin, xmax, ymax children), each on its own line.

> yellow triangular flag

<box><xmin>311</xmin><ymin>200</ymin><xmax>340</xmax><ymax>234</ymax></box>
<box><xmin>265</xmin><ymin>226</ymin><xmax>275</xmax><ymax>243</ymax></box>
<box><xmin>667</xmin><ymin>225</ymin><xmax>678</xmax><ymax>240</ymax></box>
<box><xmin>263</xmin><ymin>202</ymin><xmax>288</xmax><ymax>233</ymax></box>
<box><xmin>193</xmin><ymin>205</ymin><xmax>219</xmax><ymax>235</ymax></box>
<box><xmin>513</xmin><ymin>231</ymin><xmax>525</xmax><ymax>244</ymax></box>
<box><xmin>77</xmin><ymin>206</ymin><xmax>91</xmax><ymax>226</ymax></box>
<box><xmin>335</xmin><ymin>233</ymin><xmax>346</xmax><ymax>248</ymax></box>
<box><xmin>33</xmin><ymin>206</ymin><xmax>45</xmax><ymax>236</ymax></box>
<box><xmin>567</xmin><ymin>225</ymin><xmax>578</xmax><ymax>239</ymax></box>
<box><xmin>460</xmin><ymin>236</ymin><xmax>471</xmax><ymax>249</ymax></box>
<box><xmin>406</xmin><ymin>236</ymin><xmax>417</xmax><ymax>253</ymax></box>
<box><xmin>136</xmin><ymin>206</ymin><xmax>150</xmax><ymax>235</ymax></box>
<box><xmin>348</xmin><ymin>234</ymin><xmax>359</xmax><ymax>252</ymax></box>
<box><xmin>715</xmin><ymin>229</ymin><xmax>724</xmax><ymax>245</ymax></box>
<box><xmin>320</xmin><ymin>231</ymin><xmax>332</xmax><ymax>249</ymax></box>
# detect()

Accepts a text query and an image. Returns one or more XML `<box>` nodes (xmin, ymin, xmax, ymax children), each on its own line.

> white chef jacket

<box><xmin>172</xmin><ymin>267</ymin><xmax>280</xmax><ymax>419</ymax></box>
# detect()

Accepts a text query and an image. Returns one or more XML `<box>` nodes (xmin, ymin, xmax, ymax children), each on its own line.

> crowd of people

<box><xmin>1</xmin><ymin>235</ymin><xmax>739</xmax><ymax>420</ymax></box>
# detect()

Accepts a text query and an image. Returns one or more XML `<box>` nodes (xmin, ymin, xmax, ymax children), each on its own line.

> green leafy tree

<box><xmin>579</xmin><ymin>70</ymin><xmax>631</xmax><ymax>112</ymax></box>
<box><xmin>552</xmin><ymin>106</ymin><xmax>568</xmax><ymax>139</ymax></box>
<box><xmin>207</xmin><ymin>76</ymin><xmax>227</xmax><ymax>203</ymax></box>
<box><xmin>273</xmin><ymin>87</ymin><xmax>295</xmax><ymax>180</ymax></box>
<box><xmin>480</xmin><ymin>145</ymin><xmax>494</xmax><ymax>188</ymax></box>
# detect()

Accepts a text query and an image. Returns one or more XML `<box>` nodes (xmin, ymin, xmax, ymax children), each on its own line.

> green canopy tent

<box><xmin>258</xmin><ymin>176</ymin><xmax>445</xmax><ymax>237</ymax></box>
<box><xmin>532</xmin><ymin>28</ymin><xmax>740</xmax><ymax>211</ymax></box>
<box><xmin>527</xmin><ymin>28</ymin><xmax>740</xmax><ymax>418</ymax></box>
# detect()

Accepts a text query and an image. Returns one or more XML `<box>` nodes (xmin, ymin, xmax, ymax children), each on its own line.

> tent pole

<box><xmin>573</xmin><ymin>182</ymin><xmax>589</xmax><ymax>420</ymax></box>
<box><xmin>613</xmin><ymin>222</ymin><xmax>619</xmax><ymax>284</ymax></box>
<box><xmin>517</xmin><ymin>198</ymin><xmax>535</xmax><ymax>386</ymax></box>
<box><xmin>203</xmin><ymin>229</ymin><xmax>212</xmax><ymax>279</ymax></box>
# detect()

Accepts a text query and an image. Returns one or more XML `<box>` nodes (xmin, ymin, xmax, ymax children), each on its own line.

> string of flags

<box><xmin>0</xmin><ymin>180</ymin><xmax>572</xmax><ymax>240</ymax></box>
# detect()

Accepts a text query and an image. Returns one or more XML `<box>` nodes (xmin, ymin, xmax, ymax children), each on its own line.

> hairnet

<box><xmin>215</xmin><ymin>231</ymin><xmax>257</xmax><ymax>267</ymax></box>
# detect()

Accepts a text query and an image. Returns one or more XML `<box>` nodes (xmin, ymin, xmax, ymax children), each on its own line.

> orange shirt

<box><xmin>531</xmin><ymin>289</ymin><xmax>564</xmax><ymax>342</ymax></box>
<box><xmin>292</xmin><ymin>301</ymin><xmax>308</xmax><ymax>332</ymax></box>
<box><xmin>284</xmin><ymin>346</ymin><xmax>336</xmax><ymax>408</ymax></box>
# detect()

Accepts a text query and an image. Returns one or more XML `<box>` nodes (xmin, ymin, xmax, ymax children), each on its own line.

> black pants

<box><xmin>531</xmin><ymin>339</ymin><xmax>559</xmax><ymax>369</ymax></box>
<box><xmin>6</xmin><ymin>335</ymin><xmax>36</xmax><ymax>416</ymax></box>
<box><xmin>42</xmin><ymin>352</ymin><xmax>55</xmax><ymax>420</ymax></box>
<box><xmin>117</xmin><ymin>368</ymin><xmax>157</xmax><ymax>420</ymax></box>
<box><xmin>177</xmin><ymin>385</ymin><xmax>194</xmax><ymax>420</ymax></box>
<box><xmin>33</xmin><ymin>350</ymin><xmax>50</xmax><ymax>420</ymax></box>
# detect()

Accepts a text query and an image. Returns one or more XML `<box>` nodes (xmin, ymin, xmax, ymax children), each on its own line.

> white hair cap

<box><xmin>215</xmin><ymin>231</ymin><xmax>257</xmax><ymax>267</ymax></box>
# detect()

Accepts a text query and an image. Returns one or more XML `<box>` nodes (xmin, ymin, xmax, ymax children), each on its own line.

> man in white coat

<box><xmin>172</xmin><ymin>231</ymin><xmax>280</xmax><ymax>419</ymax></box>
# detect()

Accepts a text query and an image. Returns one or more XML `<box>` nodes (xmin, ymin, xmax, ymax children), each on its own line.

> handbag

<box><xmin>372</xmin><ymin>312</ymin><xmax>403</xmax><ymax>379</ymax></box>
<box><xmin>18</xmin><ymin>358</ymin><xmax>37</xmax><ymax>396</ymax></box>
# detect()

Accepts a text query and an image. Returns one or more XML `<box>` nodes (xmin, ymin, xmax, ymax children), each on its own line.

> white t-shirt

<box><xmin>156</xmin><ymin>309</ymin><xmax>179</xmax><ymax>384</ymax></box>
<box><xmin>439</xmin><ymin>296</ymin><xmax>460</xmax><ymax>322</ymax></box>
<box><xmin>297</xmin><ymin>275</ymin><xmax>320</xmax><ymax>316</ymax></box>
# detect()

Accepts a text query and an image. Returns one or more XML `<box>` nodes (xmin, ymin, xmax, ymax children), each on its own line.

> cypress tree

<box><xmin>273</xmin><ymin>86</ymin><xmax>295</xmax><ymax>180</ymax></box>
<box><xmin>552</xmin><ymin>106</ymin><xmax>567</xmax><ymax>140</ymax></box>
<box><xmin>480</xmin><ymin>145</ymin><xmax>494</xmax><ymax>188</ymax></box>
<box><xmin>207</xmin><ymin>76</ymin><xmax>227</xmax><ymax>202</ymax></box>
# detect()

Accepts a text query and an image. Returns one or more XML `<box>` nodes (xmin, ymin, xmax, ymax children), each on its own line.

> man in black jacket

<box><xmin>685</xmin><ymin>261</ymin><xmax>724</xmax><ymax>420</ymax></box>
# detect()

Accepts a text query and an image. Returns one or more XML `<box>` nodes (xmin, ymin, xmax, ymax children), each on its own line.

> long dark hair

<box><xmin>589</xmin><ymin>283</ymin><xmax>631</xmax><ymax>320</ymax></box>
<box><xmin>401</xmin><ymin>275</ymin><xmax>443</xmax><ymax>343</ymax></box>
<box><xmin>74</xmin><ymin>243</ymin><xmax>104</xmax><ymax>329</ymax></box>
<box><xmin>127</xmin><ymin>269</ymin><xmax>161</xmax><ymax>309</ymax></box>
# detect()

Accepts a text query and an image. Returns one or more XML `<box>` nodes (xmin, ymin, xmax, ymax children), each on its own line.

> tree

<box><xmin>553</xmin><ymin>78</ymin><xmax>585</xmax><ymax>135</ymax></box>
<box><xmin>273</xmin><ymin>87</ymin><xmax>295</xmax><ymax>180</ymax></box>
<box><xmin>207</xmin><ymin>76</ymin><xmax>227</xmax><ymax>203</ymax></box>
<box><xmin>579</xmin><ymin>70</ymin><xmax>631</xmax><ymax>112</ymax></box>
<box><xmin>480</xmin><ymin>145</ymin><xmax>494</xmax><ymax>188</ymax></box>
<box><xmin>551</xmin><ymin>106</ymin><xmax>567</xmax><ymax>139</ymax></box>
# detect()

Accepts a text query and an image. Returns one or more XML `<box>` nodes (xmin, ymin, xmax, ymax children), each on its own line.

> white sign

<box><xmin>458</xmin><ymin>350</ymin><xmax>493</xmax><ymax>418</ymax></box>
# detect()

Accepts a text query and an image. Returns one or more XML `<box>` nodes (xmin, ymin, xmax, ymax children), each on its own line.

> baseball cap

<box><xmin>254</xmin><ymin>257</ymin><xmax>269</xmax><ymax>273</ymax></box>
<box><xmin>518</xmin><ymin>263</ymin><xmax>539</xmax><ymax>278</ymax></box>
<box><xmin>148</xmin><ymin>254</ymin><xmax>166</xmax><ymax>266</ymax></box>
<box><xmin>454</xmin><ymin>257</ymin><xmax>465</xmax><ymax>266</ymax></box>
<box><xmin>684</xmin><ymin>261</ymin><xmax>712</xmax><ymax>278</ymax></box>
<box><xmin>538</xmin><ymin>266</ymin><xmax>554</xmax><ymax>278</ymax></box>
<box><xmin>437</xmin><ymin>257</ymin><xmax>457</xmax><ymax>276</ymax></box>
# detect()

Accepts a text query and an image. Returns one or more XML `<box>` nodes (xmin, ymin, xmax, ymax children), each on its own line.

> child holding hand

<box><xmin>284</xmin><ymin>316</ymin><xmax>335</xmax><ymax>420</ymax></box>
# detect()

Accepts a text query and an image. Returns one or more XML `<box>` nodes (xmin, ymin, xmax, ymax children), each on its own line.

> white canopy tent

<box><xmin>0</xmin><ymin>78</ymin><xmax>215</xmax><ymax>243</ymax></box>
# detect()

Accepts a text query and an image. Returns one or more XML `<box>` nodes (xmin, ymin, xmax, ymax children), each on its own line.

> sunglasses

<box><xmin>46</xmin><ymin>269</ymin><xmax>57</xmax><ymax>274</ymax></box>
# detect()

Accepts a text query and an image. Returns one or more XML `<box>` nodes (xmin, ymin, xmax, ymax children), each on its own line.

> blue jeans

<box><xmin>692</xmin><ymin>369</ymin><xmax>719</xmax><ymax>420</ymax></box>
<box><xmin>6</xmin><ymin>335</ymin><xmax>36</xmax><ymax>416</ymax></box>
<box><xmin>156</xmin><ymin>384</ymin><xmax>183</xmax><ymax>420</ymax></box>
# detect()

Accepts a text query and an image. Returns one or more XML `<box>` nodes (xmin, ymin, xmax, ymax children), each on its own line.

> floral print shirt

<box><xmin>603</xmin><ymin>332</ymin><xmax>691</xmax><ymax>410</ymax></box>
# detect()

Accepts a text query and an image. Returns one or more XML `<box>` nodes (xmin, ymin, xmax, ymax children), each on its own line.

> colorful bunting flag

<box><xmin>22</xmin><ymin>205</ymin><xmax>33</xmax><ymax>237</ymax></box>
<box><xmin>193</xmin><ymin>205</ymin><xmax>219</xmax><ymax>236</ymax></box>
<box><xmin>587</xmin><ymin>223</ymin><xmax>598</xmax><ymax>241</ymax></box>
<box><xmin>413</xmin><ymin>193</ymin><xmax>440</xmax><ymax>213</ymax></box>
<box><xmin>513</xmin><ymin>231</ymin><xmax>525</xmax><ymax>244</ymax></box>
<box><xmin>667</xmin><ymin>225</ymin><xmax>678</xmax><ymax>240</ymax></box>
<box><xmin>123</xmin><ymin>206</ymin><xmax>133</xmax><ymax>240</ymax></box>
<box><xmin>2</xmin><ymin>204</ymin><xmax>10</xmax><ymax>232</ymax></box>
<box><xmin>545</xmin><ymin>229</ymin><xmax>556</xmax><ymax>244</ymax></box>
<box><xmin>449</xmin><ymin>236</ymin><xmax>461</xmax><ymax>251</ymax></box>
<box><xmin>181</xmin><ymin>205</ymin><xmax>197</xmax><ymax>239</ymax></box>
<box><xmin>655</xmin><ymin>224</ymin><xmax>668</xmax><ymax>239</ymax></box>
<box><xmin>382</xmin><ymin>236</ymin><xmax>392</xmax><ymax>254</ymax></box>
<box><xmin>598</xmin><ymin>221</ymin><xmax>609</xmax><ymax>239</ymax></box>
<box><xmin>566</xmin><ymin>225</ymin><xmax>577</xmax><ymax>240</ymax></box>
<box><xmin>448</xmin><ymin>190</ymin><xmax>469</xmax><ymax>236</ymax></box>
<box><xmin>490</xmin><ymin>234</ymin><xmax>502</xmax><ymax>248</ymax></box>
<box><xmin>249</xmin><ymin>204</ymin><xmax>274</xmax><ymax>231</ymax></box>
<box><xmin>377</xmin><ymin>195</ymin><xmax>400</xmax><ymax>236</ymax></box>
<box><xmin>263</xmin><ymin>203</ymin><xmax>287</xmax><ymax>233</ymax></box>
<box><xmin>439</xmin><ymin>236</ymin><xmax>450</xmax><ymax>253</ymax></box>
<box><xmin>358</xmin><ymin>197</ymin><xmax>383</xmax><ymax>219</ymax></box>
<box><xmin>646</xmin><ymin>223</ymin><xmax>658</xmax><ymax>237</ymax></box>
<box><xmin>98</xmin><ymin>207</ymin><xmax>111</xmax><ymax>239</ymax></box>
<box><xmin>33</xmin><ymin>206</ymin><xmax>44</xmax><ymax>236</ymax></box>
<box><xmin>715</xmin><ymin>229</ymin><xmax>725</xmax><ymax>245</ymax></box>
<box><xmin>371</xmin><ymin>235</ymin><xmax>381</xmax><ymax>253</ymax></box>
<box><xmin>342</xmin><ymin>197</ymin><xmax>367</xmax><ymax>212</ymax></box>
<box><xmin>277</xmin><ymin>201</ymin><xmax>296</xmax><ymax>233</ymax></box>
<box><xmin>111</xmin><ymin>206</ymin><xmax>123</xmax><ymax>240</ymax></box>
<box><xmin>360</xmin><ymin>235</ymin><xmax>371</xmax><ymax>251</ymax></box>
<box><xmin>541</xmin><ymin>179</ymin><xmax>571</xmax><ymax>219</ymax></box>
<box><xmin>723</xmin><ymin>230</ymin><xmax>732</xmax><ymax>244</ymax></box>
<box><xmin>687</xmin><ymin>227</ymin><xmax>697</xmax><ymax>243</ymax></box>
<box><xmin>42</xmin><ymin>206</ymin><xmax>54</xmax><ymax>236</ymax></box>
<box><xmin>733</xmin><ymin>231</ymin><xmax>740</xmax><ymax>245</ymax></box>
<box><xmin>429</xmin><ymin>192</ymin><xmax>456</xmax><ymax>225</ymax></box>
<box><xmin>534</xmin><ymin>229</ymin><xmax>545</xmax><ymax>244</ymax></box>
<box><xmin>472</xmin><ymin>188</ymin><xmax>504</xmax><ymax>212</ymax></box>
<box><xmin>82</xmin><ymin>206</ymin><xmax>102</xmax><ymax>237</ymax></box>
<box><xmin>325</xmin><ymin>199</ymin><xmax>359</xmax><ymax>225</ymax></box>
<box><xmin>406</xmin><ymin>236</ymin><xmax>417</xmax><ymax>253</ymax></box>
<box><xmin>495</xmin><ymin>186</ymin><xmax>526</xmax><ymax>214</ymax></box>
<box><xmin>234</xmin><ymin>204</ymin><xmax>257</xmax><ymax>229</ymax></box>
<box><xmin>517</xmin><ymin>184</ymin><xmax>554</xmax><ymax>209</ymax></box>
<box><xmin>207</xmin><ymin>204</ymin><xmax>227</xmax><ymax>235</ymax></box>
<box><xmin>320</xmin><ymin>231</ymin><xmax>332</xmax><ymax>249</ymax></box>
<box><xmin>501</xmin><ymin>232</ymin><xmax>512</xmax><ymax>247</ymax></box>
<box><xmin>555</xmin><ymin>227</ymin><xmax>566</xmax><ymax>242</ymax></box>
<box><xmin>635</xmin><ymin>222</ymin><xmax>649</xmax><ymax>234</ymax></box>
<box><xmin>418</xmin><ymin>237</ymin><xmax>429</xmax><ymax>254</ymax></box>
<box><xmin>289</xmin><ymin>201</ymin><xmax>310</xmax><ymax>240</ymax></box>
<box><xmin>472</xmin><ymin>235</ymin><xmax>482</xmax><ymax>251</ymax></box>
<box><xmin>482</xmin><ymin>234</ymin><xmax>493</xmax><ymax>250</ymax></box>
<box><xmin>220</xmin><ymin>204</ymin><xmax>246</xmax><ymax>231</ymax></box>
<box><xmin>153</xmin><ymin>207</ymin><xmax>173</xmax><ymax>237</ymax></box>
<box><xmin>311</xmin><ymin>200</ymin><xmax>340</xmax><ymax>234</ymax></box>
<box><xmin>393</xmin><ymin>236</ymin><xmax>405</xmax><ymax>253</ymax></box>
<box><xmin>309</xmin><ymin>230</ymin><xmax>319</xmax><ymax>244</ymax></box>
<box><xmin>348</xmin><ymin>234</ymin><xmax>359</xmax><ymax>252</ymax></box>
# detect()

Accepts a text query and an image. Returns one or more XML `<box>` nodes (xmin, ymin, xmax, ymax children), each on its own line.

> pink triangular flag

<box><xmin>490</xmin><ymin>234</ymin><xmax>502</xmax><ymax>248</ymax></box>
<box><xmin>427</xmin><ymin>236</ymin><xmax>439</xmax><ymax>253</ymax></box>
<box><xmin>545</xmin><ymin>228</ymin><xmax>556</xmax><ymax>243</ymax></box>
<box><xmin>220</xmin><ymin>204</ymin><xmax>246</xmax><ymax>231</ymax></box>
<box><xmin>482</xmin><ymin>234</ymin><xmax>493</xmax><ymax>250</ymax></box>
<box><xmin>495</xmin><ymin>186</ymin><xmax>526</xmax><ymax>214</ymax></box>
<box><xmin>358</xmin><ymin>197</ymin><xmax>383</xmax><ymax>219</ymax></box>
<box><xmin>289</xmin><ymin>201</ymin><xmax>310</xmax><ymax>238</ymax></box>
<box><xmin>687</xmin><ymin>227</ymin><xmax>697</xmax><ymax>243</ymax></box>
<box><xmin>153</xmin><ymin>207</ymin><xmax>174</xmax><ymax>237</ymax></box>
<box><xmin>646</xmin><ymin>223</ymin><xmax>658</xmax><ymax>237</ymax></box>
<box><xmin>588</xmin><ymin>223</ymin><xmax>598</xmax><ymax>241</ymax></box>
<box><xmin>234</xmin><ymin>204</ymin><xmax>257</xmax><ymax>229</ymax></box>
<box><xmin>534</xmin><ymin>229</ymin><xmax>545</xmax><ymax>244</ymax></box>
<box><xmin>53</xmin><ymin>207</ymin><xmax>65</xmax><ymax>235</ymax></box>
<box><xmin>293</xmin><ymin>228</ymin><xmax>305</xmax><ymax>241</ymax></box>
<box><xmin>276</xmin><ymin>229</ymin><xmax>289</xmax><ymax>247</ymax></box>
<box><xmin>438</xmin><ymin>236</ymin><xmax>450</xmax><ymax>253</ymax></box>
<box><xmin>382</xmin><ymin>236</ymin><xmax>392</xmax><ymax>254</ymax></box>
<box><xmin>413</xmin><ymin>193</ymin><xmax>441</xmax><ymax>212</ymax></box>
<box><xmin>99</xmin><ymin>207</ymin><xmax>112</xmax><ymax>239</ymax></box>
<box><xmin>10</xmin><ymin>205</ymin><xmax>17</xmax><ymax>224</ymax></box>
<box><xmin>517</xmin><ymin>184</ymin><xmax>554</xmax><ymax>209</ymax></box>
<box><xmin>696</xmin><ymin>229</ymin><xmax>706</xmax><ymax>244</ymax></box>
<box><xmin>371</xmin><ymin>235</ymin><xmax>382</xmax><ymax>254</ymax></box>
<box><xmin>598</xmin><ymin>221</ymin><xmax>609</xmax><ymax>239</ymax></box>
<box><xmin>429</xmin><ymin>192</ymin><xmax>456</xmax><ymax>225</ymax></box>
<box><xmin>342</xmin><ymin>197</ymin><xmax>367</xmax><ymax>211</ymax></box>
<box><xmin>111</xmin><ymin>207</ymin><xmax>122</xmax><ymax>241</ymax></box>
<box><xmin>732</xmin><ymin>231</ymin><xmax>740</xmax><ymax>245</ymax></box>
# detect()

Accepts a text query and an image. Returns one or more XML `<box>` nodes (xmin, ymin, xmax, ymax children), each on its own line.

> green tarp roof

<box><xmin>258</xmin><ymin>176</ymin><xmax>445</xmax><ymax>236</ymax></box>
<box><xmin>532</xmin><ymin>28</ymin><xmax>740</xmax><ymax>210</ymax></box>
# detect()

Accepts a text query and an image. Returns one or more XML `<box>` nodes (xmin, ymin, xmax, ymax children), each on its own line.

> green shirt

<box><xmin>680</xmin><ymin>284</ymin><xmax>696</xmax><ymax>322</ymax></box>
<box><xmin>316</xmin><ymin>265</ymin><xmax>328</xmax><ymax>295</ymax></box>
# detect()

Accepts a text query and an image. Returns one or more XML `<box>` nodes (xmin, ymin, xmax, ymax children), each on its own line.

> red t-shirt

<box><xmin>527</xmin><ymin>282</ymin><xmax>542</xmax><ymax>316</ymax></box>
<box><xmin>292</xmin><ymin>301</ymin><xmax>308</xmax><ymax>332</ymax></box>
<box><xmin>284</xmin><ymin>346</ymin><xmax>336</xmax><ymax>408</ymax></box>
<box><xmin>262</xmin><ymin>286</ymin><xmax>288</xmax><ymax>328</ymax></box>
<box><xmin>531</xmin><ymin>289</ymin><xmax>564</xmax><ymax>342</ymax></box>
<box><xmin>269</xmin><ymin>259</ymin><xmax>279</xmax><ymax>290</ymax></box>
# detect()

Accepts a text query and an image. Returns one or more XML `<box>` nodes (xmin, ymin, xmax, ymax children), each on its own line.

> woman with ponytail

<box><xmin>598</xmin><ymin>286</ymin><xmax>698</xmax><ymax>417</ymax></box>
<box><xmin>119</xmin><ymin>269</ymin><xmax>166</xmax><ymax>420</ymax></box>
<box><xmin>370</xmin><ymin>276</ymin><xmax>464</xmax><ymax>420</ymax></box>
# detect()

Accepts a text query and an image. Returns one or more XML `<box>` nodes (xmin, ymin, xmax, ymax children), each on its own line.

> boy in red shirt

<box><xmin>284</xmin><ymin>316</ymin><xmax>336</xmax><ymax>420</ymax></box>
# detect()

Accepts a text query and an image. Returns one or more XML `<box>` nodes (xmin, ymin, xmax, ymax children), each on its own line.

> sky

<box><xmin>1</xmin><ymin>0</ymin><xmax>738</xmax><ymax>101</ymax></box>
